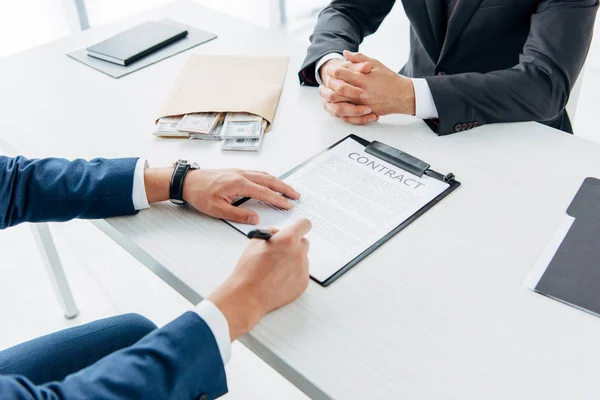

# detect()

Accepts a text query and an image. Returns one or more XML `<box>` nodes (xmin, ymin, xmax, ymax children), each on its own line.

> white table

<box><xmin>2</xmin><ymin>1</ymin><xmax>600</xmax><ymax>398</ymax></box>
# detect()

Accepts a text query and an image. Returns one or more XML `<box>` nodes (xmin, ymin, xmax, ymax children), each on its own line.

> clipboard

<box><xmin>228</xmin><ymin>134</ymin><xmax>461</xmax><ymax>287</ymax></box>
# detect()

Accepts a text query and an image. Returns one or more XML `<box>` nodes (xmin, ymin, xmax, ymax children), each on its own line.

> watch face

<box><xmin>170</xmin><ymin>198</ymin><xmax>186</xmax><ymax>205</ymax></box>
<box><xmin>173</xmin><ymin>160</ymin><xmax>200</xmax><ymax>169</ymax></box>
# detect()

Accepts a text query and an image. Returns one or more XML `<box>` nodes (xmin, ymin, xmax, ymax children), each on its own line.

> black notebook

<box><xmin>86</xmin><ymin>21</ymin><xmax>188</xmax><ymax>66</ymax></box>
<box><xmin>527</xmin><ymin>178</ymin><xmax>600</xmax><ymax>317</ymax></box>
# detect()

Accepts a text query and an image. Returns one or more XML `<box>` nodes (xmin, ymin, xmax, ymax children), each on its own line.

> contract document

<box><xmin>229</xmin><ymin>136</ymin><xmax>455</xmax><ymax>285</ymax></box>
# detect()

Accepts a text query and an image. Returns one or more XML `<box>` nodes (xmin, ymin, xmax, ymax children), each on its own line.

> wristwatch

<box><xmin>169</xmin><ymin>159</ymin><xmax>200</xmax><ymax>205</ymax></box>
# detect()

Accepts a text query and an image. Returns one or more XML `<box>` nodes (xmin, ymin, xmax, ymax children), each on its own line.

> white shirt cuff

<box><xmin>411</xmin><ymin>78</ymin><xmax>439</xmax><ymax>120</ymax></box>
<box><xmin>194</xmin><ymin>300</ymin><xmax>232</xmax><ymax>365</ymax></box>
<box><xmin>315</xmin><ymin>53</ymin><xmax>346</xmax><ymax>85</ymax></box>
<box><xmin>132</xmin><ymin>158</ymin><xmax>150</xmax><ymax>211</ymax></box>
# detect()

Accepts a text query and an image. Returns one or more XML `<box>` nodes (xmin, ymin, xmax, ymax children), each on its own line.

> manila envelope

<box><xmin>157</xmin><ymin>54</ymin><xmax>289</xmax><ymax>131</ymax></box>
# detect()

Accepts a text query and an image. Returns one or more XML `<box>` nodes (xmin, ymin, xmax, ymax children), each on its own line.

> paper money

<box><xmin>222</xmin><ymin>118</ymin><xmax>265</xmax><ymax>151</ymax></box>
<box><xmin>189</xmin><ymin>134</ymin><xmax>223</xmax><ymax>140</ymax></box>
<box><xmin>155</xmin><ymin>112</ymin><xmax>267</xmax><ymax>141</ymax></box>
<box><xmin>222</xmin><ymin>112</ymin><xmax>265</xmax><ymax>139</ymax></box>
<box><xmin>222</xmin><ymin>121</ymin><xmax>262</xmax><ymax>138</ymax></box>
<box><xmin>177</xmin><ymin>112</ymin><xmax>221</xmax><ymax>134</ymax></box>
<box><xmin>212</xmin><ymin>118</ymin><xmax>225</xmax><ymax>135</ymax></box>
<box><xmin>222</xmin><ymin>120</ymin><xmax>262</xmax><ymax>139</ymax></box>
<box><xmin>221</xmin><ymin>137</ymin><xmax>263</xmax><ymax>151</ymax></box>
<box><xmin>225</xmin><ymin>112</ymin><xmax>262</xmax><ymax>122</ymax></box>
<box><xmin>153</xmin><ymin>117</ymin><xmax>190</xmax><ymax>137</ymax></box>
<box><xmin>189</xmin><ymin>118</ymin><xmax>225</xmax><ymax>140</ymax></box>
<box><xmin>158</xmin><ymin>116</ymin><xmax>183</xmax><ymax>124</ymax></box>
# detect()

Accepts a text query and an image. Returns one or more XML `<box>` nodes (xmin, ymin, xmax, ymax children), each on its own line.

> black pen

<box><xmin>247</xmin><ymin>229</ymin><xmax>273</xmax><ymax>241</ymax></box>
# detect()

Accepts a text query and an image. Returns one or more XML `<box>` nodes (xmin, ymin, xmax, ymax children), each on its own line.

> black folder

<box><xmin>230</xmin><ymin>134</ymin><xmax>461</xmax><ymax>286</ymax></box>
<box><xmin>534</xmin><ymin>177</ymin><xmax>600</xmax><ymax>316</ymax></box>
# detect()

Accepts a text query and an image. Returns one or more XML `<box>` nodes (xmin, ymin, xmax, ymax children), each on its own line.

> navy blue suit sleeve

<box><xmin>0</xmin><ymin>312</ymin><xmax>228</xmax><ymax>400</ymax></box>
<box><xmin>0</xmin><ymin>156</ymin><xmax>139</xmax><ymax>229</ymax></box>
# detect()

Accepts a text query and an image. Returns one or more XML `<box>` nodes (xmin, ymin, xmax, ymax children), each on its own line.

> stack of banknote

<box><xmin>153</xmin><ymin>112</ymin><xmax>266</xmax><ymax>151</ymax></box>
<box><xmin>152</xmin><ymin>116</ymin><xmax>189</xmax><ymax>138</ymax></box>
<box><xmin>221</xmin><ymin>112</ymin><xmax>265</xmax><ymax>151</ymax></box>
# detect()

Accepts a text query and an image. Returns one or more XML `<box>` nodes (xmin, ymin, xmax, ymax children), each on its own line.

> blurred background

<box><xmin>0</xmin><ymin>1</ymin><xmax>599</xmax><ymax>399</ymax></box>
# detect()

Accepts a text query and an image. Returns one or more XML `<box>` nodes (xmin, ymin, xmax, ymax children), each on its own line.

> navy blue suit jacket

<box><xmin>0</xmin><ymin>156</ymin><xmax>139</xmax><ymax>228</ymax></box>
<box><xmin>0</xmin><ymin>156</ymin><xmax>228</xmax><ymax>399</ymax></box>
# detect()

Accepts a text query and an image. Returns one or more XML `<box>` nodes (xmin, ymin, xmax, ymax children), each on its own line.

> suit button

<box><xmin>461</xmin><ymin>123</ymin><xmax>468</xmax><ymax>131</ymax></box>
<box><xmin>454</xmin><ymin>123</ymin><xmax>462</xmax><ymax>132</ymax></box>
<box><xmin>198</xmin><ymin>394</ymin><xmax>208</xmax><ymax>400</ymax></box>
<box><xmin>437</xmin><ymin>71</ymin><xmax>446</xmax><ymax>76</ymax></box>
<box><xmin>467</xmin><ymin>122</ymin><xmax>473</xmax><ymax>130</ymax></box>
<box><xmin>473</xmin><ymin>121</ymin><xmax>479</xmax><ymax>128</ymax></box>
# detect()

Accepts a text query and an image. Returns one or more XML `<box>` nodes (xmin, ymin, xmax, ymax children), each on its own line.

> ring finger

<box><xmin>319</xmin><ymin>85</ymin><xmax>352</xmax><ymax>104</ymax></box>
<box><xmin>324</xmin><ymin>101</ymin><xmax>372</xmax><ymax>118</ymax></box>
<box><xmin>241</xmin><ymin>171</ymin><xmax>300</xmax><ymax>199</ymax></box>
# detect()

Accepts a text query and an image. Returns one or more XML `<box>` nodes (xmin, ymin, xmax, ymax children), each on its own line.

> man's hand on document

<box><xmin>144</xmin><ymin>167</ymin><xmax>301</xmax><ymax>224</ymax></box>
<box><xmin>183</xmin><ymin>169</ymin><xmax>301</xmax><ymax>224</ymax></box>
<box><xmin>209</xmin><ymin>218</ymin><xmax>313</xmax><ymax>341</ymax></box>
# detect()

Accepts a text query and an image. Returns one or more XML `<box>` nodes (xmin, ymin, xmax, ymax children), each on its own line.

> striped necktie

<box><xmin>446</xmin><ymin>0</ymin><xmax>458</xmax><ymax>20</ymax></box>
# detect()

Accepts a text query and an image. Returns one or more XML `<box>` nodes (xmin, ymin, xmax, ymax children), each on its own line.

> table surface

<box><xmin>2</xmin><ymin>1</ymin><xmax>600</xmax><ymax>399</ymax></box>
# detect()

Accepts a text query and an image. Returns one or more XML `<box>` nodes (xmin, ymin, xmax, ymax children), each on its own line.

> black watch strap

<box><xmin>170</xmin><ymin>161</ymin><xmax>191</xmax><ymax>205</ymax></box>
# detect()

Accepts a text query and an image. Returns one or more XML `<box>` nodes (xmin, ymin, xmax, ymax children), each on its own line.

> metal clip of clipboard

<box><xmin>365</xmin><ymin>141</ymin><xmax>456</xmax><ymax>183</ymax></box>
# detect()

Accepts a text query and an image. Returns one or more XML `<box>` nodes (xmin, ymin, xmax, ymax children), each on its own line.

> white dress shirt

<box><xmin>194</xmin><ymin>299</ymin><xmax>232</xmax><ymax>364</ymax></box>
<box><xmin>315</xmin><ymin>53</ymin><xmax>439</xmax><ymax>120</ymax></box>
<box><xmin>132</xmin><ymin>159</ymin><xmax>150</xmax><ymax>211</ymax></box>
<box><xmin>131</xmin><ymin>159</ymin><xmax>232</xmax><ymax>365</ymax></box>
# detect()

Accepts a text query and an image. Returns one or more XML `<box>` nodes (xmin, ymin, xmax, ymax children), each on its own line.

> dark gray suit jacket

<box><xmin>299</xmin><ymin>0</ymin><xmax>598</xmax><ymax>135</ymax></box>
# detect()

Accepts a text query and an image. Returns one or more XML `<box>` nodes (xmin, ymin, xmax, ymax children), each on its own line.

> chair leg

<box><xmin>278</xmin><ymin>0</ymin><xmax>287</xmax><ymax>27</ymax></box>
<box><xmin>30</xmin><ymin>224</ymin><xmax>80</xmax><ymax>319</ymax></box>
<box><xmin>74</xmin><ymin>0</ymin><xmax>91</xmax><ymax>31</ymax></box>
<box><xmin>268</xmin><ymin>0</ymin><xmax>287</xmax><ymax>28</ymax></box>
<box><xmin>62</xmin><ymin>0</ymin><xmax>90</xmax><ymax>32</ymax></box>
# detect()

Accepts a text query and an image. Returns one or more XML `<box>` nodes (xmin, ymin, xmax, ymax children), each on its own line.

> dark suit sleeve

<box><xmin>299</xmin><ymin>0</ymin><xmax>396</xmax><ymax>85</ymax></box>
<box><xmin>425</xmin><ymin>0</ymin><xmax>599</xmax><ymax>135</ymax></box>
<box><xmin>0</xmin><ymin>156</ymin><xmax>139</xmax><ymax>229</ymax></box>
<box><xmin>0</xmin><ymin>312</ymin><xmax>228</xmax><ymax>400</ymax></box>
